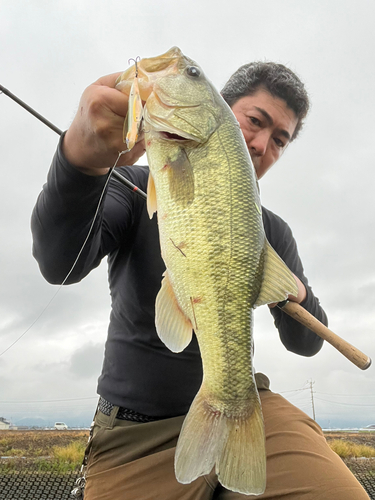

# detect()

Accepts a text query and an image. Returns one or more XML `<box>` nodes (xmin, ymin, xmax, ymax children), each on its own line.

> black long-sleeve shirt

<box><xmin>31</xmin><ymin>135</ymin><xmax>327</xmax><ymax>417</ymax></box>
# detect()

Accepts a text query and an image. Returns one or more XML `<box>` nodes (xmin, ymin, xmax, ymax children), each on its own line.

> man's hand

<box><xmin>269</xmin><ymin>273</ymin><xmax>307</xmax><ymax>309</ymax></box>
<box><xmin>62</xmin><ymin>73</ymin><xmax>146</xmax><ymax>176</ymax></box>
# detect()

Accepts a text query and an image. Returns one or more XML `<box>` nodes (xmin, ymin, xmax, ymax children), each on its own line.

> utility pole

<box><xmin>310</xmin><ymin>379</ymin><xmax>316</xmax><ymax>421</ymax></box>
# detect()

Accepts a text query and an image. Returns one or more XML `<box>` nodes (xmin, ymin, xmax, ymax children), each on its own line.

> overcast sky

<box><xmin>0</xmin><ymin>0</ymin><xmax>374</xmax><ymax>428</ymax></box>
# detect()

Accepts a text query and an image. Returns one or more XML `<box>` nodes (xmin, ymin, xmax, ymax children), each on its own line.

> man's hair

<box><xmin>221</xmin><ymin>61</ymin><xmax>310</xmax><ymax>141</ymax></box>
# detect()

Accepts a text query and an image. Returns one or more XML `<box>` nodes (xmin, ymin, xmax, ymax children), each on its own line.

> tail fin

<box><xmin>175</xmin><ymin>386</ymin><xmax>266</xmax><ymax>495</ymax></box>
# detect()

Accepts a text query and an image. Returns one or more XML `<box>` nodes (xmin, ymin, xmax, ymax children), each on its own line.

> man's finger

<box><xmin>94</xmin><ymin>72</ymin><xmax>124</xmax><ymax>89</ymax></box>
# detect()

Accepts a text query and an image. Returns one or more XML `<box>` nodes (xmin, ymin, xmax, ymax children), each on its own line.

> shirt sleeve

<box><xmin>31</xmin><ymin>133</ymin><xmax>146</xmax><ymax>285</ymax></box>
<box><xmin>262</xmin><ymin>207</ymin><xmax>327</xmax><ymax>357</ymax></box>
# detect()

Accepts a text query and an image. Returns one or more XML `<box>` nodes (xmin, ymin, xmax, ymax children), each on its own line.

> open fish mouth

<box><xmin>160</xmin><ymin>131</ymin><xmax>190</xmax><ymax>141</ymax></box>
<box><xmin>146</xmin><ymin>115</ymin><xmax>202</xmax><ymax>142</ymax></box>
<box><xmin>144</xmin><ymin>105</ymin><xmax>203</xmax><ymax>143</ymax></box>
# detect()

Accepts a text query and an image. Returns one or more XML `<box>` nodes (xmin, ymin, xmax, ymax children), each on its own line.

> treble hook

<box><xmin>128</xmin><ymin>56</ymin><xmax>141</xmax><ymax>77</ymax></box>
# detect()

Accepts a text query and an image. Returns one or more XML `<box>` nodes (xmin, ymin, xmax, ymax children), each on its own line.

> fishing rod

<box><xmin>0</xmin><ymin>84</ymin><xmax>147</xmax><ymax>200</ymax></box>
<box><xmin>1</xmin><ymin>84</ymin><xmax>371</xmax><ymax>370</ymax></box>
<box><xmin>277</xmin><ymin>300</ymin><xmax>371</xmax><ymax>370</ymax></box>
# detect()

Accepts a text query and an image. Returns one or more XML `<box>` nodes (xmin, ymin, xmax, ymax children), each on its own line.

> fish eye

<box><xmin>186</xmin><ymin>66</ymin><xmax>201</xmax><ymax>78</ymax></box>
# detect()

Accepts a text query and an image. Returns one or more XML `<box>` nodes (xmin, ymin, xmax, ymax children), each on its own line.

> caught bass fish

<box><xmin>116</xmin><ymin>47</ymin><xmax>297</xmax><ymax>495</ymax></box>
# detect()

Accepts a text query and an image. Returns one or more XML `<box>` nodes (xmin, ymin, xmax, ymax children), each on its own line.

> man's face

<box><xmin>230</xmin><ymin>89</ymin><xmax>298</xmax><ymax>179</ymax></box>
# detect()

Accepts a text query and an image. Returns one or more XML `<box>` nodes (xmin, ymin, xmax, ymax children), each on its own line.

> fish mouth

<box><xmin>160</xmin><ymin>131</ymin><xmax>190</xmax><ymax>141</ymax></box>
<box><xmin>144</xmin><ymin>107</ymin><xmax>203</xmax><ymax>143</ymax></box>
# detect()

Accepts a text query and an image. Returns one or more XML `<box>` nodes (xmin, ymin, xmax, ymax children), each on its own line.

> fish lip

<box><xmin>145</xmin><ymin>110</ymin><xmax>203</xmax><ymax>142</ymax></box>
<box><xmin>147</xmin><ymin>116</ymin><xmax>200</xmax><ymax>141</ymax></box>
<box><xmin>159</xmin><ymin>131</ymin><xmax>192</xmax><ymax>141</ymax></box>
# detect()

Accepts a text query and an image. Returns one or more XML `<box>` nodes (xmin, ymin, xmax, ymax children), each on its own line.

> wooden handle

<box><xmin>278</xmin><ymin>301</ymin><xmax>372</xmax><ymax>370</ymax></box>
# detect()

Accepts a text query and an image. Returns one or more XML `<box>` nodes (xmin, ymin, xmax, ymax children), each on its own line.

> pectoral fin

<box><xmin>168</xmin><ymin>149</ymin><xmax>194</xmax><ymax>207</ymax></box>
<box><xmin>155</xmin><ymin>271</ymin><xmax>193</xmax><ymax>352</ymax></box>
<box><xmin>147</xmin><ymin>172</ymin><xmax>157</xmax><ymax>218</ymax></box>
<box><xmin>254</xmin><ymin>240</ymin><xmax>298</xmax><ymax>307</ymax></box>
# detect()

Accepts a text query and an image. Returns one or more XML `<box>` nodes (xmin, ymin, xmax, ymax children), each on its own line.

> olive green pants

<box><xmin>84</xmin><ymin>390</ymin><xmax>368</xmax><ymax>499</ymax></box>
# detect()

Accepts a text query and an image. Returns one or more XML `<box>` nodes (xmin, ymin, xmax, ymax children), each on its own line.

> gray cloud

<box><xmin>68</xmin><ymin>342</ymin><xmax>105</xmax><ymax>379</ymax></box>
<box><xmin>0</xmin><ymin>0</ymin><xmax>374</xmax><ymax>428</ymax></box>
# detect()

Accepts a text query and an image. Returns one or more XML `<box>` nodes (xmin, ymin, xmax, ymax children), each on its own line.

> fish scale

<box><xmin>116</xmin><ymin>46</ymin><xmax>298</xmax><ymax>495</ymax></box>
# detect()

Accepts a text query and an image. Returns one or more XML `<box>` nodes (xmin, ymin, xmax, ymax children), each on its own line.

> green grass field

<box><xmin>1</xmin><ymin>429</ymin><xmax>375</xmax><ymax>474</ymax></box>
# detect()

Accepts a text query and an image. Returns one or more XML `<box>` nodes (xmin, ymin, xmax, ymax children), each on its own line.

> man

<box><xmin>31</xmin><ymin>60</ymin><xmax>368</xmax><ymax>499</ymax></box>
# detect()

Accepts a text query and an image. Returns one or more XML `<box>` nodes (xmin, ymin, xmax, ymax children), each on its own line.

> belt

<box><xmin>98</xmin><ymin>397</ymin><xmax>160</xmax><ymax>423</ymax></box>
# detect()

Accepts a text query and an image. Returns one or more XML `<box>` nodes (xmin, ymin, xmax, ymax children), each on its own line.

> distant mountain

<box><xmin>15</xmin><ymin>417</ymin><xmax>48</xmax><ymax>427</ymax></box>
<box><xmin>12</xmin><ymin>414</ymin><xmax>92</xmax><ymax>428</ymax></box>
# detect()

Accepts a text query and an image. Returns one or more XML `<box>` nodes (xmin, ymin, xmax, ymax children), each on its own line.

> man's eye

<box><xmin>274</xmin><ymin>137</ymin><xmax>285</xmax><ymax>148</ymax></box>
<box><xmin>250</xmin><ymin>117</ymin><xmax>261</xmax><ymax>126</ymax></box>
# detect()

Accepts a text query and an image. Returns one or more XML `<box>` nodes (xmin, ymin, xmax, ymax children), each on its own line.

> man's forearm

<box><xmin>31</xmin><ymin>135</ymin><xmax>109</xmax><ymax>284</ymax></box>
<box><xmin>270</xmin><ymin>280</ymin><xmax>327</xmax><ymax>356</ymax></box>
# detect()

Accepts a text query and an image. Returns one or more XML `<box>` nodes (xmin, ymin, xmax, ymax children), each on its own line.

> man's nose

<box><xmin>248</xmin><ymin>131</ymin><xmax>269</xmax><ymax>156</ymax></box>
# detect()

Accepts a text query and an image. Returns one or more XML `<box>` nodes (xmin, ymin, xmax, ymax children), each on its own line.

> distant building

<box><xmin>0</xmin><ymin>417</ymin><xmax>11</xmax><ymax>430</ymax></box>
<box><xmin>366</xmin><ymin>424</ymin><xmax>375</xmax><ymax>429</ymax></box>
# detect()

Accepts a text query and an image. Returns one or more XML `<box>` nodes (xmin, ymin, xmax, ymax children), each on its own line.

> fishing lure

<box><xmin>124</xmin><ymin>57</ymin><xmax>143</xmax><ymax>150</ymax></box>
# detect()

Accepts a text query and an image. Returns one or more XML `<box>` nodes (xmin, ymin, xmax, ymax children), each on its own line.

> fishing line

<box><xmin>0</xmin><ymin>151</ymin><xmax>126</xmax><ymax>358</ymax></box>
<box><xmin>0</xmin><ymin>84</ymin><xmax>146</xmax><ymax>200</ymax></box>
<box><xmin>0</xmin><ymin>84</ymin><xmax>147</xmax><ymax>357</ymax></box>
